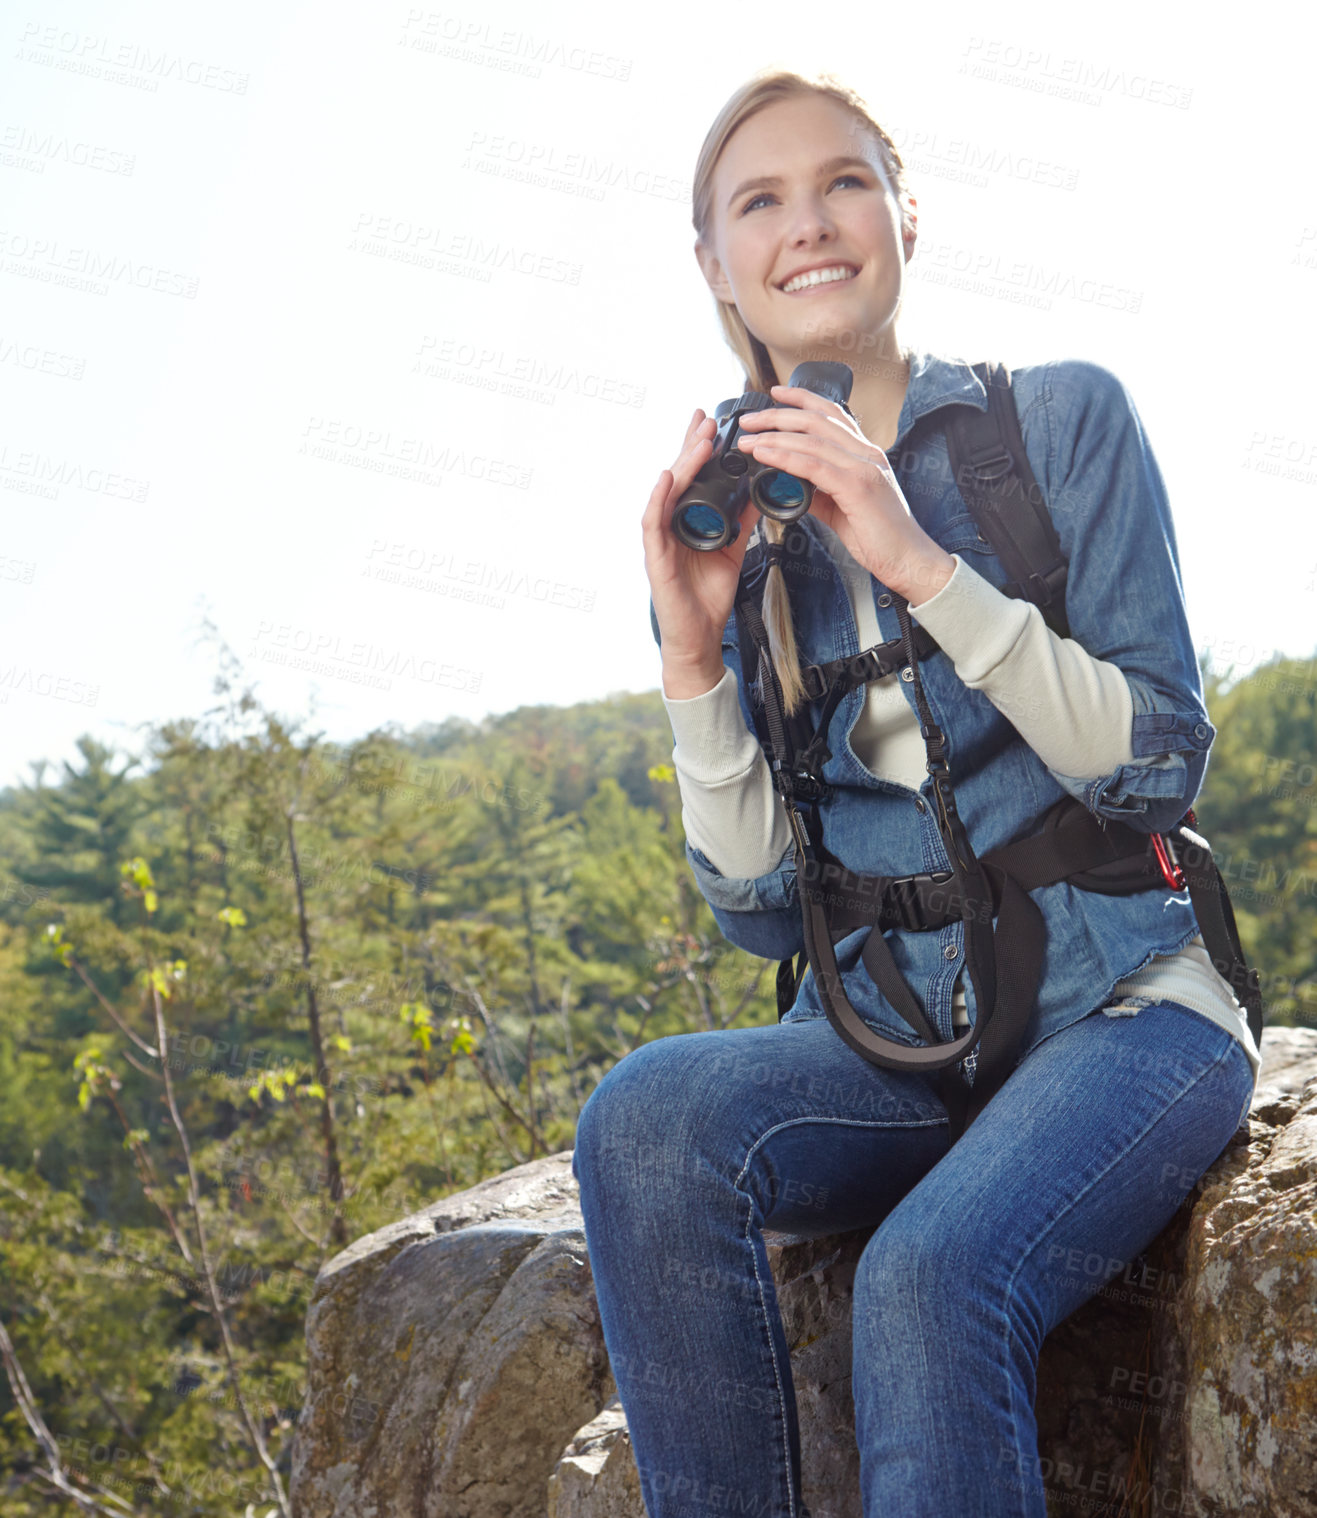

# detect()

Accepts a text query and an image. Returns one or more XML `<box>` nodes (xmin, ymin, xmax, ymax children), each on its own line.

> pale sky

<box><xmin>1</xmin><ymin>0</ymin><xmax>1312</xmax><ymax>789</ymax></box>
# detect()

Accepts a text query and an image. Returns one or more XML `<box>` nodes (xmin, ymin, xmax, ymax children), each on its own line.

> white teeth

<box><xmin>781</xmin><ymin>265</ymin><xmax>856</xmax><ymax>293</ymax></box>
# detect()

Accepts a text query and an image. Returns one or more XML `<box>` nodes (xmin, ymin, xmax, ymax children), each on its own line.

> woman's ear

<box><xmin>901</xmin><ymin>194</ymin><xmax>918</xmax><ymax>260</ymax></box>
<box><xmin>695</xmin><ymin>237</ymin><xmax>734</xmax><ymax>304</ymax></box>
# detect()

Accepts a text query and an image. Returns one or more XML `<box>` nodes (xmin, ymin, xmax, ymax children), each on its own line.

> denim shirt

<box><xmin>650</xmin><ymin>349</ymin><xmax>1217</xmax><ymax>1064</ymax></box>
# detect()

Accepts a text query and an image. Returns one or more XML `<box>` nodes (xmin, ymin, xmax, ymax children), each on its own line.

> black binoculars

<box><xmin>670</xmin><ymin>361</ymin><xmax>855</xmax><ymax>551</ymax></box>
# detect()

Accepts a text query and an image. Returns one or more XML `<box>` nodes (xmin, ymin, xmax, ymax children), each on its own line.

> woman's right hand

<box><xmin>642</xmin><ymin>408</ymin><xmax>759</xmax><ymax>698</ymax></box>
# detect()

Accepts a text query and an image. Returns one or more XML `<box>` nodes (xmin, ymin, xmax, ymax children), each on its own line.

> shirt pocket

<box><xmin>929</xmin><ymin>511</ymin><xmax>997</xmax><ymax>560</ymax></box>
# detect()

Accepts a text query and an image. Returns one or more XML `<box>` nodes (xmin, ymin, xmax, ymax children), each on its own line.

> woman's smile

<box><xmin>777</xmin><ymin>263</ymin><xmax>861</xmax><ymax>296</ymax></box>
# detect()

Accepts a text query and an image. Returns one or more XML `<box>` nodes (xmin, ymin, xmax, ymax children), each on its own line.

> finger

<box><xmin>738</xmin><ymin>439</ymin><xmax>843</xmax><ymax>494</ymax></box>
<box><xmin>767</xmin><ymin>384</ymin><xmax>843</xmax><ymax>414</ymax></box>
<box><xmin>652</xmin><ymin>431</ymin><xmax>716</xmax><ymax>544</ymax></box>
<box><xmin>738</xmin><ymin>405</ymin><xmax>860</xmax><ymax>440</ymax></box>
<box><xmin>672</xmin><ymin>410</ymin><xmax>712</xmax><ymax>472</ymax></box>
<box><xmin>641</xmin><ymin>469</ymin><xmax>674</xmax><ymax>541</ymax></box>
<box><xmin>742</xmin><ymin>429</ymin><xmax>875</xmax><ymax>470</ymax></box>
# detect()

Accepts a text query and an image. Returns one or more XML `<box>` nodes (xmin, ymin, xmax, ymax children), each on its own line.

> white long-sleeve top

<box><xmin>660</xmin><ymin>523</ymin><xmax>1261</xmax><ymax>1085</ymax></box>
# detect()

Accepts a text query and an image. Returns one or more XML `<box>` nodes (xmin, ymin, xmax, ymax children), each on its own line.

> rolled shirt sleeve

<box><xmin>650</xmin><ymin>599</ymin><xmax>804</xmax><ymax>961</ymax></box>
<box><xmin>909</xmin><ymin>553</ymin><xmax>1137</xmax><ymax>782</ymax></box>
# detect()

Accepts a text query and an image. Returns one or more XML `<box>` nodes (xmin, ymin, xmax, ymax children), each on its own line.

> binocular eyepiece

<box><xmin>671</xmin><ymin>361</ymin><xmax>855</xmax><ymax>551</ymax></box>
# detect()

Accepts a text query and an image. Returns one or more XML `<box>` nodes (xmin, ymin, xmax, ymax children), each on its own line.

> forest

<box><xmin>1</xmin><ymin>640</ymin><xmax>1314</xmax><ymax>1515</ymax></box>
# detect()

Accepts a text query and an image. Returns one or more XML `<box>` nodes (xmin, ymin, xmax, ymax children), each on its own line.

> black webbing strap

<box><xmin>724</xmin><ymin>461</ymin><xmax>1263</xmax><ymax>1146</ymax></box>
<box><xmin>1174</xmin><ymin>823</ymin><xmax>1264</xmax><ymax>1048</ymax></box>
<box><xmin>943</xmin><ymin>361</ymin><xmax>1070</xmax><ymax>639</ymax></box>
<box><xmin>776</xmin><ymin>953</ymin><xmax>807</xmax><ymax>1017</ymax></box>
<box><xmin>798</xmin><ymin>624</ymin><xmax>940</xmax><ymax>703</ymax></box>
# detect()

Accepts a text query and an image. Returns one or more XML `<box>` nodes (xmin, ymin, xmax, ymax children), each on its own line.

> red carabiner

<box><xmin>1151</xmin><ymin>832</ymin><xmax>1185</xmax><ymax>891</ymax></box>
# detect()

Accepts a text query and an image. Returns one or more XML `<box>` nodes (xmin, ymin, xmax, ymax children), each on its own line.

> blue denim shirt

<box><xmin>650</xmin><ymin>350</ymin><xmax>1216</xmax><ymax>1063</ymax></box>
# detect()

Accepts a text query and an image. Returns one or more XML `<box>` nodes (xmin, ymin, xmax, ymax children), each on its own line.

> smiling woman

<box><xmin>572</xmin><ymin>66</ymin><xmax>1262</xmax><ymax>1518</ymax></box>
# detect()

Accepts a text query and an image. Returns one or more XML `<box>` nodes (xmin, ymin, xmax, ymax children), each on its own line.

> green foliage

<box><xmin>1197</xmin><ymin>655</ymin><xmax>1317</xmax><ymax>1027</ymax></box>
<box><xmin>0</xmin><ymin>669</ymin><xmax>775</xmax><ymax>1513</ymax></box>
<box><xmin>0</xmin><ymin>650</ymin><xmax>1311</xmax><ymax>1512</ymax></box>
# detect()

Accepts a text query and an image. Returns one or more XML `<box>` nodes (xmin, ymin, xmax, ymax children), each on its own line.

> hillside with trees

<box><xmin>0</xmin><ymin>648</ymin><xmax>1312</xmax><ymax>1515</ymax></box>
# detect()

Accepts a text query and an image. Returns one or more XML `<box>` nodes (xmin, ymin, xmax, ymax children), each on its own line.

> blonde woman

<box><xmin>572</xmin><ymin>69</ymin><xmax>1259</xmax><ymax>1518</ymax></box>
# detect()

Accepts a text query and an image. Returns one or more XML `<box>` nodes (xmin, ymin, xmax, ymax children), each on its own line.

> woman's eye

<box><xmin>740</xmin><ymin>175</ymin><xmax>867</xmax><ymax>215</ymax></box>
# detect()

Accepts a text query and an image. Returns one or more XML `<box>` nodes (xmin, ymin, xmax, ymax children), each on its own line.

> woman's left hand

<box><xmin>736</xmin><ymin>384</ymin><xmax>956</xmax><ymax>605</ymax></box>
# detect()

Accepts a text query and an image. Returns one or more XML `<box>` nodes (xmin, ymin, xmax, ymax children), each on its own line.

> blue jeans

<box><xmin>570</xmin><ymin>1001</ymin><xmax>1254</xmax><ymax>1518</ymax></box>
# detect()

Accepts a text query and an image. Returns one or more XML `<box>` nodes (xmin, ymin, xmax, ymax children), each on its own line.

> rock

<box><xmin>1147</xmin><ymin>1063</ymin><xmax>1317</xmax><ymax>1515</ymax></box>
<box><xmin>290</xmin><ymin>1154</ymin><xmax>610</xmax><ymax>1518</ymax></box>
<box><xmin>546</xmin><ymin>1398</ymin><xmax>642</xmax><ymax>1518</ymax></box>
<box><xmin>293</xmin><ymin>1027</ymin><xmax>1317</xmax><ymax>1518</ymax></box>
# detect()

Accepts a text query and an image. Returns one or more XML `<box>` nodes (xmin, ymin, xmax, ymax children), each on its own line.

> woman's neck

<box><xmin>766</xmin><ymin>335</ymin><xmax>910</xmax><ymax>451</ymax></box>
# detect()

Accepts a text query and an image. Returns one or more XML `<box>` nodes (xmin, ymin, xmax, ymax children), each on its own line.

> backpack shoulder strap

<box><xmin>942</xmin><ymin>360</ymin><xmax>1071</xmax><ymax>639</ymax></box>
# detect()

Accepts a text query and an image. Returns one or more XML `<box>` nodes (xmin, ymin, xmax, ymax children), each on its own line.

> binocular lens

<box><xmin>674</xmin><ymin>503</ymin><xmax>730</xmax><ymax>544</ymax></box>
<box><xmin>755</xmin><ymin>469</ymin><xmax>809</xmax><ymax>515</ymax></box>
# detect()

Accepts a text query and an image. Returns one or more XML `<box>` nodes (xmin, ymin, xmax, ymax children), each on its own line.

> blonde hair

<box><xmin>691</xmin><ymin>69</ymin><xmax>915</xmax><ymax>716</ymax></box>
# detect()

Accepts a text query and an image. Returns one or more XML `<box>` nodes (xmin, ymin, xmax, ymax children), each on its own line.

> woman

<box><xmin>571</xmin><ymin>69</ymin><xmax>1260</xmax><ymax>1518</ymax></box>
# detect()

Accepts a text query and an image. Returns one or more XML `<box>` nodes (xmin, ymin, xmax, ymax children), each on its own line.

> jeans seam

<box><xmin>729</xmin><ymin>1114</ymin><xmax>945</xmax><ymax>1518</ymax></box>
<box><xmin>738</xmin><ymin>1180</ymin><xmax>798</xmax><ymax>1518</ymax></box>
<box><xmin>997</xmin><ymin>1032</ymin><xmax>1237</xmax><ymax>1508</ymax></box>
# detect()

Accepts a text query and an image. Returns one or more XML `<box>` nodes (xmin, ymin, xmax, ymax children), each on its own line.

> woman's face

<box><xmin>697</xmin><ymin>93</ymin><xmax>913</xmax><ymax>361</ymax></box>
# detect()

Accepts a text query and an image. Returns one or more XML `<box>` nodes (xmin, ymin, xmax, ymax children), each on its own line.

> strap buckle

<box><xmin>887</xmin><ymin>869</ymin><xmax>955</xmax><ymax>932</ymax></box>
<box><xmin>772</xmin><ymin>763</ymin><xmax>827</xmax><ymax>807</ymax></box>
<box><xmin>965</xmin><ymin>446</ymin><xmax>1013</xmax><ymax>484</ymax></box>
<box><xmin>1151</xmin><ymin>832</ymin><xmax>1186</xmax><ymax>891</ymax></box>
<box><xmin>785</xmin><ymin>802</ymin><xmax>812</xmax><ymax>857</ymax></box>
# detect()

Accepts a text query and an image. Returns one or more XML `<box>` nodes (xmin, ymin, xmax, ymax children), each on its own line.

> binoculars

<box><xmin>670</xmin><ymin>361</ymin><xmax>855</xmax><ymax>551</ymax></box>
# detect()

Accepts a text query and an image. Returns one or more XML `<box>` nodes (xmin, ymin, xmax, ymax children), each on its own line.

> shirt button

<box><xmin>876</xmin><ymin>592</ymin><xmax>893</xmax><ymax>608</ymax></box>
<box><xmin>900</xmin><ymin>666</ymin><xmax>914</xmax><ymax>682</ymax></box>
<box><xmin>914</xmin><ymin>796</ymin><xmax>927</xmax><ymax>813</ymax></box>
<box><xmin>943</xmin><ymin>943</ymin><xmax>959</xmax><ymax>961</ymax></box>
<box><xmin>1194</xmin><ymin>723</ymin><xmax>1209</xmax><ymax>739</ymax></box>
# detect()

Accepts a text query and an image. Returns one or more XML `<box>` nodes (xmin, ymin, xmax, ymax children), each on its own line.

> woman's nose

<box><xmin>785</xmin><ymin>195</ymin><xmax>838</xmax><ymax>245</ymax></box>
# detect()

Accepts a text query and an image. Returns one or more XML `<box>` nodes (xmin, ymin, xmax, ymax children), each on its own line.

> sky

<box><xmin>1</xmin><ymin>0</ymin><xmax>1313</xmax><ymax>790</ymax></box>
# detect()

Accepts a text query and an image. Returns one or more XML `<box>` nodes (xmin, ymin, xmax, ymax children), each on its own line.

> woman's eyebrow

<box><xmin>727</xmin><ymin>155</ymin><xmax>874</xmax><ymax>208</ymax></box>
